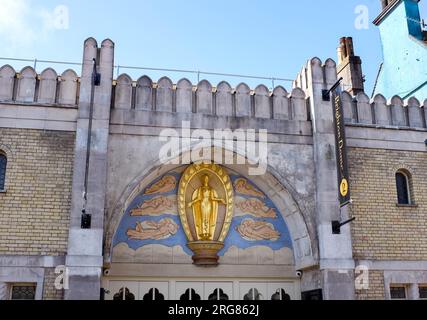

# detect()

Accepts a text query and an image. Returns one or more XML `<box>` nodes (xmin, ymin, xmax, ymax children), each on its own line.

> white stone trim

<box><xmin>384</xmin><ymin>270</ymin><xmax>427</xmax><ymax>300</ymax></box>
<box><xmin>320</xmin><ymin>259</ymin><xmax>356</xmax><ymax>270</ymax></box>
<box><xmin>346</xmin><ymin>126</ymin><xmax>427</xmax><ymax>152</ymax></box>
<box><xmin>106</xmin><ymin>263</ymin><xmax>298</xmax><ymax>279</ymax></box>
<box><xmin>356</xmin><ymin>260</ymin><xmax>427</xmax><ymax>271</ymax></box>
<box><xmin>0</xmin><ymin>267</ymin><xmax>44</xmax><ymax>300</ymax></box>
<box><xmin>0</xmin><ymin>255</ymin><xmax>65</xmax><ymax>268</ymax></box>
<box><xmin>0</xmin><ymin>104</ymin><xmax>78</xmax><ymax>132</ymax></box>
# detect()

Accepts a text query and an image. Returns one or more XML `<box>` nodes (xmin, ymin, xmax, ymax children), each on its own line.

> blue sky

<box><xmin>0</xmin><ymin>0</ymin><xmax>426</xmax><ymax>93</ymax></box>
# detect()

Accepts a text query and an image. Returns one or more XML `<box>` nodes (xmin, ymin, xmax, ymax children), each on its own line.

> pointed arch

<box><xmin>104</xmin><ymin>147</ymin><xmax>317</xmax><ymax>270</ymax></box>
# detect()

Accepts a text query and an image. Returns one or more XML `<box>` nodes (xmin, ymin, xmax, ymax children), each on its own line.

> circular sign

<box><xmin>340</xmin><ymin>178</ymin><xmax>349</xmax><ymax>197</ymax></box>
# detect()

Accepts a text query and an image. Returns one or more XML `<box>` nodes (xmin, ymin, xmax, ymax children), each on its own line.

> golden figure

<box><xmin>236</xmin><ymin>198</ymin><xmax>277</xmax><ymax>218</ymax></box>
<box><xmin>127</xmin><ymin>218</ymin><xmax>178</xmax><ymax>241</ymax></box>
<box><xmin>178</xmin><ymin>163</ymin><xmax>234</xmax><ymax>265</ymax></box>
<box><xmin>234</xmin><ymin>178</ymin><xmax>265</xmax><ymax>198</ymax></box>
<box><xmin>130</xmin><ymin>196</ymin><xmax>176</xmax><ymax>216</ymax></box>
<box><xmin>236</xmin><ymin>219</ymin><xmax>281</xmax><ymax>241</ymax></box>
<box><xmin>144</xmin><ymin>175</ymin><xmax>176</xmax><ymax>195</ymax></box>
<box><xmin>188</xmin><ymin>175</ymin><xmax>227</xmax><ymax>241</ymax></box>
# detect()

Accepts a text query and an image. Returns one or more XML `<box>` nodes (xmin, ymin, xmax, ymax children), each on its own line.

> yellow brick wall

<box><xmin>348</xmin><ymin>147</ymin><xmax>427</xmax><ymax>261</ymax></box>
<box><xmin>0</xmin><ymin>128</ymin><xmax>75</xmax><ymax>256</ymax></box>
<box><xmin>355</xmin><ymin>270</ymin><xmax>385</xmax><ymax>300</ymax></box>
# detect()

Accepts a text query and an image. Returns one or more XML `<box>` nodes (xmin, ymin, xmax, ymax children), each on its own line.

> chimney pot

<box><xmin>381</xmin><ymin>0</ymin><xmax>389</xmax><ymax>10</ymax></box>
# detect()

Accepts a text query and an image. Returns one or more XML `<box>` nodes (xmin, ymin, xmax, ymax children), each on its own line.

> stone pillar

<box><xmin>65</xmin><ymin>38</ymin><xmax>114</xmax><ymax>300</ymax></box>
<box><xmin>0</xmin><ymin>282</ymin><xmax>7</xmax><ymax>300</ymax></box>
<box><xmin>408</xmin><ymin>283</ymin><xmax>420</xmax><ymax>300</ymax></box>
<box><xmin>302</xmin><ymin>58</ymin><xmax>355</xmax><ymax>300</ymax></box>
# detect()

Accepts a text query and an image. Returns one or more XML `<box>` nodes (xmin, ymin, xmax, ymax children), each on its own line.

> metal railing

<box><xmin>0</xmin><ymin>57</ymin><xmax>294</xmax><ymax>88</ymax></box>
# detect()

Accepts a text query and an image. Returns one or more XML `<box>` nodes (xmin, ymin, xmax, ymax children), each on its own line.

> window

<box><xmin>142</xmin><ymin>288</ymin><xmax>164</xmax><ymax>301</ymax></box>
<box><xmin>180</xmin><ymin>289</ymin><xmax>201</xmax><ymax>301</ymax></box>
<box><xmin>419</xmin><ymin>286</ymin><xmax>427</xmax><ymax>300</ymax></box>
<box><xmin>271</xmin><ymin>289</ymin><xmax>291</xmax><ymax>301</ymax></box>
<box><xmin>396</xmin><ymin>170</ymin><xmax>412</xmax><ymax>205</ymax></box>
<box><xmin>10</xmin><ymin>284</ymin><xmax>36</xmax><ymax>300</ymax></box>
<box><xmin>113</xmin><ymin>287</ymin><xmax>135</xmax><ymax>300</ymax></box>
<box><xmin>208</xmin><ymin>289</ymin><xmax>229</xmax><ymax>301</ymax></box>
<box><xmin>244</xmin><ymin>288</ymin><xmax>263</xmax><ymax>300</ymax></box>
<box><xmin>0</xmin><ymin>153</ymin><xmax>6</xmax><ymax>191</ymax></box>
<box><xmin>301</xmin><ymin>289</ymin><xmax>323</xmax><ymax>301</ymax></box>
<box><xmin>390</xmin><ymin>286</ymin><xmax>407</xmax><ymax>300</ymax></box>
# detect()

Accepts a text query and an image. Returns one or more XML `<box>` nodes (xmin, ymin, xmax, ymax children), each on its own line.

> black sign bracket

<box><xmin>332</xmin><ymin>217</ymin><xmax>356</xmax><ymax>235</ymax></box>
<box><xmin>322</xmin><ymin>77</ymin><xmax>343</xmax><ymax>101</ymax></box>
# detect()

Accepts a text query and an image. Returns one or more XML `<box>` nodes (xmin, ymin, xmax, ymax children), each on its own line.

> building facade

<box><xmin>0</xmin><ymin>2</ymin><xmax>427</xmax><ymax>301</ymax></box>
<box><xmin>373</xmin><ymin>0</ymin><xmax>427</xmax><ymax>100</ymax></box>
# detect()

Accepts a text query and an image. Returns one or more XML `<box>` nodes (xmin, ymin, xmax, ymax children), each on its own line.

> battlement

<box><xmin>343</xmin><ymin>91</ymin><xmax>427</xmax><ymax>130</ymax></box>
<box><xmin>0</xmin><ymin>63</ymin><xmax>309</xmax><ymax>123</ymax></box>
<box><xmin>0</xmin><ymin>38</ymin><xmax>426</xmax><ymax>133</ymax></box>
<box><xmin>0</xmin><ymin>65</ymin><xmax>79</xmax><ymax>107</ymax></box>
<box><xmin>111</xmin><ymin>74</ymin><xmax>307</xmax><ymax>121</ymax></box>
<box><xmin>292</xmin><ymin>56</ymin><xmax>426</xmax><ymax>131</ymax></box>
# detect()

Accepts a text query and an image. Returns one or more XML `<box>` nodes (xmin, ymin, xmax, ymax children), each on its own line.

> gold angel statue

<box><xmin>188</xmin><ymin>175</ymin><xmax>226</xmax><ymax>241</ymax></box>
<box><xmin>127</xmin><ymin>218</ymin><xmax>178</xmax><ymax>241</ymax></box>
<box><xmin>236</xmin><ymin>219</ymin><xmax>281</xmax><ymax>241</ymax></box>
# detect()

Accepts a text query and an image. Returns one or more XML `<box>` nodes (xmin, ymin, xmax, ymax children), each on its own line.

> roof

<box><xmin>373</xmin><ymin>0</ymin><xmax>421</xmax><ymax>26</ymax></box>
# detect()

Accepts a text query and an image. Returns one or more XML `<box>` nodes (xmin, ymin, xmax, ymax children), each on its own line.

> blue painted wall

<box><xmin>112</xmin><ymin>170</ymin><xmax>293</xmax><ymax>258</ymax></box>
<box><xmin>374</xmin><ymin>0</ymin><xmax>427</xmax><ymax>101</ymax></box>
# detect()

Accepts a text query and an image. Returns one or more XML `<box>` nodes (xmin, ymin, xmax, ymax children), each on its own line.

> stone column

<box><xmin>65</xmin><ymin>38</ymin><xmax>114</xmax><ymax>300</ymax></box>
<box><xmin>302</xmin><ymin>58</ymin><xmax>355</xmax><ymax>300</ymax></box>
<box><xmin>408</xmin><ymin>283</ymin><xmax>420</xmax><ymax>300</ymax></box>
<box><xmin>0</xmin><ymin>282</ymin><xmax>7</xmax><ymax>300</ymax></box>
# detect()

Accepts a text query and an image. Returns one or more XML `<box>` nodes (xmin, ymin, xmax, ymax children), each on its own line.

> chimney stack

<box><xmin>381</xmin><ymin>0</ymin><xmax>390</xmax><ymax>9</ymax></box>
<box><xmin>337</xmin><ymin>37</ymin><xmax>365</xmax><ymax>96</ymax></box>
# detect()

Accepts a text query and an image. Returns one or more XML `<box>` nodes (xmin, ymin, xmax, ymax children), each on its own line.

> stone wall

<box><xmin>0</xmin><ymin>128</ymin><xmax>74</xmax><ymax>256</ymax></box>
<box><xmin>348</xmin><ymin>147</ymin><xmax>427</xmax><ymax>260</ymax></box>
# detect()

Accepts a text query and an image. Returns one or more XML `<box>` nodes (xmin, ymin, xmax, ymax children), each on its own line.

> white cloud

<box><xmin>0</xmin><ymin>0</ymin><xmax>35</xmax><ymax>50</ymax></box>
<box><xmin>0</xmin><ymin>0</ymin><xmax>68</xmax><ymax>55</ymax></box>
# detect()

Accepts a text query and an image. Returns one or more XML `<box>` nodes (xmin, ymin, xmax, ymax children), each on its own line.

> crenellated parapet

<box><xmin>112</xmin><ymin>74</ymin><xmax>308</xmax><ymax>121</ymax></box>
<box><xmin>0</xmin><ymin>65</ymin><xmax>79</xmax><ymax>106</ymax></box>
<box><xmin>1</xmin><ymin>56</ymin><xmax>426</xmax><ymax>134</ymax></box>
<box><xmin>342</xmin><ymin>91</ymin><xmax>427</xmax><ymax>130</ymax></box>
<box><xmin>0</xmin><ymin>64</ymin><xmax>310</xmax><ymax>124</ymax></box>
<box><xmin>292</xmin><ymin>56</ymin><xmax>426</xmax><ymax>131</ymax></box>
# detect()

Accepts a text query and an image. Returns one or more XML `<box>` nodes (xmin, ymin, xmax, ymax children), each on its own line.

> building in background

<box><xmin>372</xmin><ymin>0</ymin><xmax>427</xmax><ymax>100</ymax></box>
<box><xmin>0</xmin><ymin>1</ymin><xmax>426</xmax><ymax>300</ymax></box>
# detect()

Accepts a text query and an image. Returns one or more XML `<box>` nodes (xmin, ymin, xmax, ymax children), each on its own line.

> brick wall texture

<box><xmin>348</xmin><ymin>147</ymin><xmax>427</xmax><ymax>261</ymax></box>
<box><xmin>43</xmin><ymin>268</ymin><xmax>64</xmax><ymax>300</ymax></box>
<box><xmin>355</xmin><ymin>270</ymin><xmax>385</xmax><ymax>300</ymax></box>
<box><xmin>349</xmin><ymin>147</ymin><xmax>427</xmax><ymax>299</ymax></box>
<box><xmin>0</xmin><ymin>128</ymin><xmax>75</xmax><ymax>256</ymax></box>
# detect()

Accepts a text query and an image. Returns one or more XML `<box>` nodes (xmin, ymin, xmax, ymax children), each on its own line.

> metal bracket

<box><xmin>332</xmin><ymin>217</ymin><xmax>356</xmax><ymax>234</ymax></box>
<box><xmin>92</xmin><ymin>58</ymin><xmax>101</xmax><ymax>86</ymax></box>
<box><xmin>322</xmin><ymin>77</ymin><xmax>343</xmax><ymax>101</ymax></box>
<box><xmin>81</xmin><ymin>209</ymin><xmax>92</xmax><ymax>229</ymax></box>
